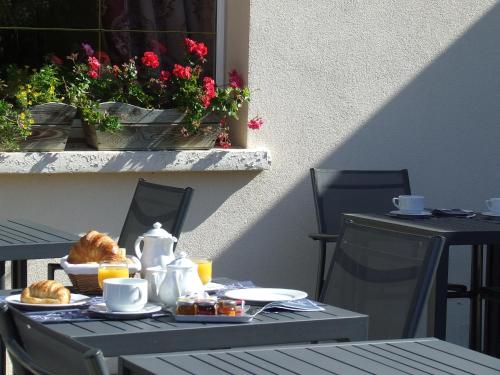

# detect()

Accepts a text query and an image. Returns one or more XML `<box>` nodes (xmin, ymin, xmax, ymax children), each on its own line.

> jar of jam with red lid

<box><xmin>218</xmin><ymin>299</ymin><xmax>237</xmax><ymax>316</ymax></box>
<box><xmin>176</xmin><ymin>297</ymin><xmax>197</xmax><ymax>315</ymax></box>
<box><xmin>195</xmin><ymin>299</ymin><xmax>218</xmax><ymax>315</ymax></box>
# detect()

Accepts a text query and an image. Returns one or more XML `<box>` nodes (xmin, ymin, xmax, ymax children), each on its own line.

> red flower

<box><xmin>247</xmin><ymin>116</ymin><xmax>265</xmax><ymax>130</ymax></box>
<box><xmin>112</xmin><ymin>65</ymin><xmax>120</xmax><ymax>76</ymax></box>
<box><xmin>87</xmin><ymin>56</ymin><xmax>100</xmax><ymax>72</ymax></box>
<box><xmin>184</xmin><ymin>38</ymin><xmax>197</xmax><ymax>52</ymax></box>
<box><xmin>184</xmin><ymin>38</ymin><xmax>208</xmax><ymax>59</ymax></box>
<box><xmin>150</xmin><ymin>39</ymin><xmax>168</xmax><ymax>54</ymax></box>
<box><xmin>229</xmin><ymin>69</ymin><xmax>244</xmax><ymax>88</ymax></box>
<box><xmin>201</xmin><ymin>76</ymin><xmax>216</xmax><ymax>108</ymax></box>
<box><xmin>141</xmin><ymin>51</ymin><xmax>160</xmax><ymax>69</ymax></box>
<box><xmin>216</xmin><ymin>132</ymin><xmax>231</xmax><ymax>149</ymax></box>
<box><xmin>95</xmin><ymin>51</ymin><xmax>111</xmax><ymax>65</ymax></box>
<box><xmin>49</xmin><ymin>54</ymin><xmax>63</xmax><ymax>66</ymax></box>
<box><xmin>159</xmin><ymin>70</ymin><xmax>170</xmax><ymax>82</ymax></box>
<box><xmin>172</xmin><ymin>64</ymin><xmax>191</xmax><ymax>79</ymax></box>
<box><xmin>87</xmin><ymin>70</ymin><xmax>99</xmax><ymax>79</ymax></box>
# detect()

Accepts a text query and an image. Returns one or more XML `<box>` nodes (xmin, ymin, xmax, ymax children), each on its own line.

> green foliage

<box><xmin>0</xmin><ymin>99</ymin><xmax>32</xmax><ymax>151</ymax></box>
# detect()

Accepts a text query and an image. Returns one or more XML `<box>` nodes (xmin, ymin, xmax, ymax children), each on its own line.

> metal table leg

<box><xmin>469</xmin><ymin>244</ymin><xmax>483</xmax><ymax>351</ymax></box>
<box><xmin>433</xmin><ymin>245</ymin><xmax>449</xmax><ymax>340</ymax></box>
<box><xmin>485</xmin><ymin>244</ymin><xmax>500</xmax><ymax>356</ymax></box>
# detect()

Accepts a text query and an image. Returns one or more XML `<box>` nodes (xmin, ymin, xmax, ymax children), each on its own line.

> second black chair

<box><xmin>309</xmin><ymin>168</ymin><xmax>411</xmax><ymax>298</ymax></box>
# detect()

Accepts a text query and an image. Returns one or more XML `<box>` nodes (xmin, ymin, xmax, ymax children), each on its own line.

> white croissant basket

<box><xmin>60</xmin><ymin>255</ymin><xmax>141</xmax><ymax>294</ymax></box>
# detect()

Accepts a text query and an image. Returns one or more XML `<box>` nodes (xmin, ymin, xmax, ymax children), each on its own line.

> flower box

<box><xmin>82</xmin><ymin>102</ymin><xmax>221</xmax><ymax>151</ymax></box>
<box><xmin>20</xmin><ymin>103</ymin><xmax>77</xmax><ymax>151</ymax></box>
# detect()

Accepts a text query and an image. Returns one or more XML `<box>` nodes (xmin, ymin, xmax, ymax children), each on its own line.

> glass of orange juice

<box><xmin>98</xmin><ymin>262</ymin><xmax>129</xmax><ymax>289</ymax></box>
<box><xmin>191</xmin><ymin>258</ymin><xmax>212</xmax><ymax>285</ymax></box>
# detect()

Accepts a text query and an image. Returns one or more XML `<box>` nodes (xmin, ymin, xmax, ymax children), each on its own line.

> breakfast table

<box><xmin>342</xmin><ymin>212</ymin><xmax>500</xmax><ymax>353</ymax></box>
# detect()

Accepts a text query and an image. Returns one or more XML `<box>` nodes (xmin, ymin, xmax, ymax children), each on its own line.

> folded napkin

<box><xmin>431</xmin><ymin>208</ymin><xmax>475</xmax><ymax>217</ymax></box>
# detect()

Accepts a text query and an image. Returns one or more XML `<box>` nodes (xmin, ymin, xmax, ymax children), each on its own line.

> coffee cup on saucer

<box><xmin>103</xmin><ymin>278</ymin><xmax>148</xmax><ymax>312</ymax></box>
<box><xmin>486</xmin><ymin>198</ymin><xmax>500</xmax><ymax>215</ymax></box>
<box><xmin>392</xmin><ymin>195</ymin><xmax>425</xmax><ymax>214</ymax></box>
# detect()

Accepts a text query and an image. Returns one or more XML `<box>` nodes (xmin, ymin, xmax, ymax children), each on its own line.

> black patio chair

<box><xmin>309</xmin><ymin>168</ymin><xmax>411</xmax><ymax>298</ymax></box>
<box><xmin>0</xmin><ymin>303</ymin><xmax>109</xmax><ymax>375</ymax></box>
<box><xmin>320</xmin><ymin>219</ymin><xmax>444</xmax><ymax>340</ymax></box>
<box><xmin>48</xmin><ymin>178</ymin><xmax>194</xmax><ymax>279</ymax></box>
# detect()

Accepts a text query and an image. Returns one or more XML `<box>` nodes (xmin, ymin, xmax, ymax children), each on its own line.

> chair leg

<box><xmin>316</xmin><ymin>240</ymin><xmax>327</xmax><ymax>300</ymax></box>
<box><xmin>11</xmin><ymin>261</ymin><xmax>27</xmax><ymax>289</ymax></box>
<box><xmin>469</xmin><ymin>244</ymin><xmax>483</xmax><ymax>351</ymax></box>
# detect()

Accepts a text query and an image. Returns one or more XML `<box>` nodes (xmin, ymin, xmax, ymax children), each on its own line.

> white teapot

<box><xmin>135</xmin><ymin>222</ymin><xmax>176</xmax><ymax>278</ymax></box>
<box><xmin>158</xmin><ymin>251</ymin><xmax>205</xmax><ymax>308</ymax></box>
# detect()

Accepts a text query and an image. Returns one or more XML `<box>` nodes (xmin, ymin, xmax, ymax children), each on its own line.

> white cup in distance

<box><xmin>103</xmin><ymin>278</ymin><xmax>148</xmax><ymax>312</ymax></box>
<box><xmin>392</xmin><ymin>195</ymin><xmax>425</xmax><ymax>213</ymax></box>
<box><xmin>486</xmin><ymin>198</ymin><xmax>500</xmax><ymax>214</ymax></box>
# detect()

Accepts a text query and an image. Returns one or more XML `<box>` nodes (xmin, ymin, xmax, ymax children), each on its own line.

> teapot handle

<box><xmin>134</xmin><ymin>236</ymin><xmax>144</xmax><ymax>259</ymax></box>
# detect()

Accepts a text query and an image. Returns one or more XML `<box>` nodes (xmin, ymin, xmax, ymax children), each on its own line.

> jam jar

<box><xmin>195</xmin><ymin>299</ymin><xmax>218</xmax><ymax>315</ymax></box>
<box><xmin>176</xmin><ymin>297</ymin><xmax>197</xmax><ymax>315</ymax></box>
<box><xmin>218</xmin><ymin>299</ymin><xmax>237</xmax><ymax>316</ymax></box>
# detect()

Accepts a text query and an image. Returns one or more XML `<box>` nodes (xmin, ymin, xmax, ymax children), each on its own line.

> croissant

<box><xmin>21</xmin><ymin>280</ymin><xmax>71</xmax><ymax>304</ymax></box>
<box><xmin>67</xmin><ymin>230</ymin><xmax>124</xmax><ymax>264</ymax></box>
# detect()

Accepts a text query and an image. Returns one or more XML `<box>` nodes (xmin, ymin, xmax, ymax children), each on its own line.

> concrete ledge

<box><xmin>0</xmin><ymin>149</ymin><xmax>271</xmax><ymax>174</ymax></box>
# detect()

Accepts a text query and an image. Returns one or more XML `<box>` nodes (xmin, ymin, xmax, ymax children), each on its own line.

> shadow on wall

<box><xmin>215</xmin><ymin>4</ymin><xmax>500</xmax><ymax>293</ymax></box>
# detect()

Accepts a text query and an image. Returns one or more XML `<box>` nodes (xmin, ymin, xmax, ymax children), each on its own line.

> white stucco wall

<box><xmin>2</xmin><ymin>0</ymin><xmax>500</xmax><ymax>345</ymax></box>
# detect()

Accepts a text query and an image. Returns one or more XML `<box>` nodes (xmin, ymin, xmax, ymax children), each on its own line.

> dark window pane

<box><xmin>0</xmin><ymin>0</ymin><xmax>98</xmax><ymax>29</ymax></box>
<box><xmin>0</xmin><ymin>30</ymin><xmax>99</xmax><ymax>67</ymax></box>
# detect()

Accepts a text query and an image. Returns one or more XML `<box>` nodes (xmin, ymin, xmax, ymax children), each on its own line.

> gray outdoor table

<box><xmin>118</xmin><ymin>337</ymin><xmax>500</xmax><ymax>374</ymax></box>
<box><xmin>45</xmin><ymin>304</ymin><xmax>368</xmax><ymax>357</ymax></box>
<box><xmin>0</xmin><ymin>218</ymin><xmax>78</xmax><ymax>288</ymax></box>
<box><xmin>342</xmin><ymin>213</ymin><xmax>500</xmax><ymax>353</ymax></box>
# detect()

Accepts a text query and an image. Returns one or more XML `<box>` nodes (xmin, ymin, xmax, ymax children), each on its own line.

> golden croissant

<box><xmin>21</xmin><ymin>280</ymin><xmax>71</xmax><ymax>304</ymax></box>
<box><xmin>67</xmin><ymin>230</ymin><xmax>125</xmax><ymax>264</ymax></box>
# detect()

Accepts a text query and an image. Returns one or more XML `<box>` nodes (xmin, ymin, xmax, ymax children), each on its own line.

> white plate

<box><xmin>88</xmin><ymin>303</ymin><xmax>162</xmax><ymax>319</ymax></box>
<box><xmin>204</xmin><ymin>282</ymin><xmax>225</xmax><ymax>292</ymax></box>
<box><xmin>390</xmin><ymin>210</ymin><xmax>432</xmax><ymax>217</ymax></box>
<box><xmin>5</xmin><ymin>294</ymin><xmax>90</xmax><ymax>311</ymax></box>
<box><xmin>482</xmin><ymin>211</ymin><xmax>500</xmax><ymax>218</ymax></box>
<box><xmin>224</xmin><ymin>288</ymin><xmax>308</xmax><ymax>303</ymax></box>
<box><xmin>175</xmin><ymin>314</ymin><xmax>253</xmax><ymax>323</ymax></box>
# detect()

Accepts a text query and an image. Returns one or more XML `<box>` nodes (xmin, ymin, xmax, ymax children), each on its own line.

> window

<box><xmin>0</xmin><ymin>0</ymin><xmax>223</xmax><ymax>81</ymax></box>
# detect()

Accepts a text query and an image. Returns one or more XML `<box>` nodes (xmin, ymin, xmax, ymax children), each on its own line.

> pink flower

<box><xmin>87</xmin><ymin>70</ymin><xmax>99</xmax><ymax>79</ymax></box>
<box><xmin>150</xmin><ymin>39</ymin><xmax>168</xmax><ymax>54</ymax></box>
<box><xmin>172</xmin><ymin>64</ymin><xmax>191</xmax><ymax>79</ymax></box>
<box><xmin>49</xmin><ymin>54</ymin><xmax>63</xmax><ymax>65</ymax></box>
<box><xmin>247</xmin><ymin>116</ymin><xmax>265</xmax><ymax>130</ymax></box>
<box><xmin>112</xmin><ymin>65</ymin><xmax>120</xmax><ymax>76</ymax></box>
<box><xmin>141</xmin><ymin>51</ymin><xmax>160</xmax><ymax>69</ymax></box>
<box><xmin>82</xmin><ymin>43</ymin><xmax>94</xmax><ymax>57</ymax></box>
<box><xmin>87</xmin><ymin>56</ymin><xmax>100</xmax><ymax>72</ymax></box>
<box><xmin>229</xmin><ymin>69</ymin><xmax>244</xmax><ymax>88</ymax></box>
<box><xmin>159</xmin><ymin>70</ymin><xmax>170</xmax><ymax>82</ymax></box>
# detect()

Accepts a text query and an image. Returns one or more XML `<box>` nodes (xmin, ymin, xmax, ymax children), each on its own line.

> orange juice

<box><xmin>98</xmin><ymin>263</ymin><xmax>129</xmax><ymax>289</ymax></box>
<box><xmin>192</xmin><ymin>258</ymin><xmax>212</xmax><ymax>285</ymax></box>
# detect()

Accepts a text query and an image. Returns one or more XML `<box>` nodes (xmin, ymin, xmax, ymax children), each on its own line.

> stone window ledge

<box><xmin>0</xmin><ymin>149</ymin><xmax>271</xmax><ymax>174</ymax></box>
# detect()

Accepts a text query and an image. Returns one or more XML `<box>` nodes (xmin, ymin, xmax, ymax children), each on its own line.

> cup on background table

<box><xmin>486</xmin><ymin>198</ymin><xmax>500</xmax><ymax>215</ymax></box>
<box><xmin>392</xmin><ymin>195</ymin><xmax>425</xmax><ymax>213</ymax></box>
<box><xmin>191</xmin><ymin>258</ymin><xmax>212</xmax><ymax>285</ymax></box>
<box><xmin>103</xmin><ymin>278</ymin><xmax>148</xmax><ymax>312</ymax></box>
<box><xmin>98</xmin><ymin>261</ymin><xmax>129</xmax><ymax>289</ymax></box>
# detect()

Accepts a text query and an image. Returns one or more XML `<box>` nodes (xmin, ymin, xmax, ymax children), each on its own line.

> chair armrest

<box><xmin>308</xmin><ymin>233</ymin><xmax>338</xmax><ymax>242</ymax></box>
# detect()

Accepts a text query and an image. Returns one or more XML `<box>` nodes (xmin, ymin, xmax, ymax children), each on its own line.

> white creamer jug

<box><xmin>135</xmin><ymin>222</ymin><xmax>176</xmax><ymax>277</ymax></box>
<box><xmin>158</xmin><ymin>251</ymin><xmax>204</xmax><ymax>308</ymax></box>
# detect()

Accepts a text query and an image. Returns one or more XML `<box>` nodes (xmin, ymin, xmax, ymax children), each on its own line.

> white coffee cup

<box><xmin>103</xmin><ymin>278</ymin><xmax>148</xmax><ymax>312</ymax></box>
<box><xmin>392</xmin><ymin>195</ymin><xmax>425</xmax><ymax>213</ymax></box>
<box><xmin>486</xmin><ymin>198</ymin><xmax>500</xmax><ymax>214</ymax></box>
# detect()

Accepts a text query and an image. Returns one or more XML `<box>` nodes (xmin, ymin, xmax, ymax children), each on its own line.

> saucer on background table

<box><xmin>481</xmin><ymin>211</ymin><xmax>500</xmax><ymax>218</ymax></box>
<box><xmin>389</xmin><ymin>210</ymin><xmax>432</xmax><ymax>218</ymax></box>
<box><xmin>223</xmin><ymin>288</ymin><xmax>308</xmax><ymax>305</ymax></box>
<box><xmin>87</xmin><ymin>303</ymin><xmax>163</xmax><ymax>319</ymax></box>
<box><xmin>203</xmin><ymin>282</ymin><xmax>225</xmax><ymax>293</ymax></box>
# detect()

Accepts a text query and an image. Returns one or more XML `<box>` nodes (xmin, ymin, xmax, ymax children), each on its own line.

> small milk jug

<box><xmin>135</xmin><ymin>222</ymin><xmax>176</xmax><ymax>277</ymax></box>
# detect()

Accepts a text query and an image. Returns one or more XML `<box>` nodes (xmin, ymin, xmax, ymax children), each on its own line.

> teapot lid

<box><xmin>143</xmin><ymin>222</ymin><xmax>177</xmax><ymax>241</ymax></box>
<box><xmin>167</xmin><ymin>251</ymin><xmax>196</xmax><ymax>269</ymax></box>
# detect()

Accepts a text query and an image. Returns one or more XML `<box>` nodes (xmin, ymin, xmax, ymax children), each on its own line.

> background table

<box><xmin>46</xmin><ymin>304</ymin><xmax>368</xmax><ymax>356</ymax></box>
<box><xmin>118</xmin><ymin>337</ymin><xmax>500</xmax><ymax>374</ymax></box>
<box><xmin>0</xmin><ymin>219</ymin><xmax>78</xmax><ymax>288</ymax></box>
<box><xmin>343</xmin><ymin>213</ymin><xmax>500</xmax><ymax>352</ymax></box>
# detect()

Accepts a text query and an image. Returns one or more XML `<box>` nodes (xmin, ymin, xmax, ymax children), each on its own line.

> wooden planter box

<box><xmin>82</xmin><ymin>102</ymin><xmax>221</xmax><ymax>151</ymax></box>
<box><xmin>20</xmin><ymin>103</ymin><xmax>77</xmax><ymax>151</ymax></box>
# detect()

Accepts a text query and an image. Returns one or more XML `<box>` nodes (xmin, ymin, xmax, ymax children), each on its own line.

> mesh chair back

<box><xmin>310</xmin><ymin>169</ymin><xmax>411</xmax><ymax>235</ymax></box>
<box><xmin>0</xmin><ymin>303</ymin><xmax>109</xmax><ymax>375</ymax></box>
<box><xmin>320</xmin><ymin>220</ymin><xmax>444</xmax><ymax>340</ymax></box>
<box><xmin>118</xmin><ymin>178</ymin><xmax>194</xmax><ymax>255</ymax></box>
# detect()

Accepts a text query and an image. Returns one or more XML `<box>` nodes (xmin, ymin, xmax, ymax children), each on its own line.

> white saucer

<box><xmin>482</xmin><ymin>211</ymin><xmax>500</xmax><ymax>218</ymax></box>
<box><xmin>88</xmin><ymin>303</ymin><xmax>162</xmax><ymax>319</ymax></box>
<box><xmin>5</xmin><ymin>294</ymin><xmax>90</xmax><ymax>311</ymax></box>
<box><xmin>390</xmin><ymin>210</ymin><xmax>432</xmax><ymax>217</ymax></box>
